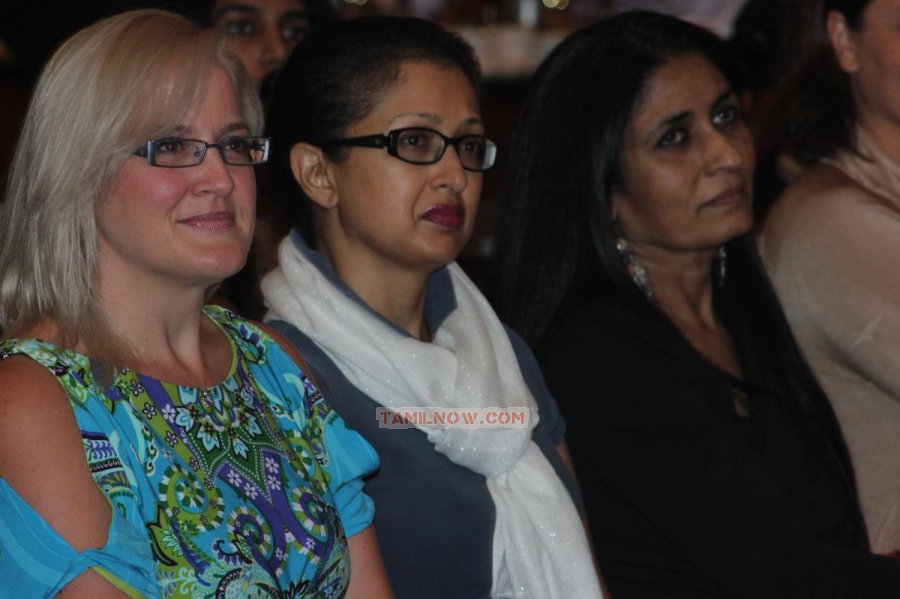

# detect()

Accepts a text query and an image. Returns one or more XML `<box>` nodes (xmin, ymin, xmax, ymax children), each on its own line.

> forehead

<box><xmin>212</xmin><ymin>0</ymin><xmax>306</xmax><ymax>17</ymax></box>
<box><xmin>177</xmin><ymin>66</ymin><xmax>244</xmax><ymax>131</ymax></box>
<box><xmin>629</xmin><ymin>54</ymin><xmax>730</xmax><ymax>128</ymax></box>
<box><xmin>363</xmin><ymin>61</ymin><xmax>479</xmax><ymax>122</ymax></box>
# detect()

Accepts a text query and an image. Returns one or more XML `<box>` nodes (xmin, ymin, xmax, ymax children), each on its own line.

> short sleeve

<box><xmin>253</xmin><ymin>324</ymin><xmax>380</xmax><ymax>538</ymax></box>
<box><xmin>0</xmin><ymin>480</ymin><xmax>159</xmax><ymax>598</ymax></box>
<box><xmin>321</xmin><ymin>412</ymin><xmax>380</xmax><ymax>537</ymax></box>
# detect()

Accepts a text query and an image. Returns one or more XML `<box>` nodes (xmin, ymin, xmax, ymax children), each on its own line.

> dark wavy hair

<box><xmin>771</xmin><ymin>0</ymin><xmax>872</xmax><ymax>166</ymax></box>
<box><xmin>490</xmin><ymin>10</ymin><xmax>867</xmax><ymax>549</ymax></box>
<box><xmin>263</xmin><ymin>16</ymin><xmax>481</xmax><ymax>247</ymax></box>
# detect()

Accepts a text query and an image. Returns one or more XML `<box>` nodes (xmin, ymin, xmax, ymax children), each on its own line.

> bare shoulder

<box><xmin>0</xmin><ymin>354</ymin><xmax>71</xmax><ymax>431</ymax></box>
<box><xmin>0</xmin><ymin>355</ymin><xmax>112</xmax><ymax>552</ymax></box>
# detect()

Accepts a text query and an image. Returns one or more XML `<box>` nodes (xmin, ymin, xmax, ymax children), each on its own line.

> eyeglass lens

<box><xmin>150</xmin><ymin>137</ymin><xmax>268</xmax><ymax>167</ymax></box>
<box><xmin>394</xmin><ymin>128</ymin><xmax>495</xmax><ymax>171</ymax></box>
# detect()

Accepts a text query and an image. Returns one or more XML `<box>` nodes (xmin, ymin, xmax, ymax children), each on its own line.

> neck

<box><xmin>856</xmin><ymin>111</ymin><xmax>900</xmax><ymax>167</ymax></box>
<box><xmin>95</xmin><ymin>252</ymin><xmax>223</xmax><ymax>385</ymax></box>
<box><xmin>636</xmin><ymin>244</ymin><xmax>742</xmax><ymax>378</ymax></box>
<box><xmin>637</xmin><ymin>244</ymin><xmax>718</xmax><ymax>331</ymax></box>
<box><xmin>320</xmin><ymin>243</ymin><xmax>432</xmax><ymax>341</ymax></box>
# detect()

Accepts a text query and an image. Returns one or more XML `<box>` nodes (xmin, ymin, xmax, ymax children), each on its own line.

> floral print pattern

<box><xmin>0</xmin><ymin>306</ymin><xmax>377</xmax><ymax>598</ymax></box>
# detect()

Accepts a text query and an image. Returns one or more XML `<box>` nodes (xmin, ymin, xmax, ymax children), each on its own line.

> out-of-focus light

<box><xmin>543</xmin><ymin>0</ymin><xmax>569</xmax><ymax>8</ymax></box>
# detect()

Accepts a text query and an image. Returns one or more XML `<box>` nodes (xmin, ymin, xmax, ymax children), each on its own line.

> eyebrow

<box><xmin>213</xmin><ymin>5</ymin><xmax>259</xmax><ymax>19</ymax></box>
<box><xmin>279</xmin><ymin>10</ymin><xmax>310</xmax><ymax>20</ymax></box>
<box><xmin>389</xmin><ymin>113</ymin><xmax>483</xmax><ymax>129</ymax></box>
<box><xmin>711</xmin><ymin>90</ymin><xmax>738</xmax><ymax>108</ymax></box>
<box><xmin>213</xmin><ymin>5</ymin><xmax>309</xmax><ymax>19</ymax></box>
<box><xmin>646</xmin><ymin>90</ymin><xmax>736</xmax><ymax>138</ymax></box>
<box><xmin>174</xmin><ymin>121</ymin><xmax>251</xmax><ymax>138</ymax></box>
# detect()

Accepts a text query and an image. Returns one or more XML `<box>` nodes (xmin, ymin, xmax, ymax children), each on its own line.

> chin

<box><xmin>717</xmin><ymin>212</ymin><xmax>754</xmax><ymax>244</ymax></box>
<box><xmin>189</xmin><ymin>252</ymin><xmax>249</xmax><ymax>283</ymax></box>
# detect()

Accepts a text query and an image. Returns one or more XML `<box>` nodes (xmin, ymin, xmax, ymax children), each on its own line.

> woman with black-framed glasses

<box><xmin>0</xmin><ymin>9</ymin><xmax>392</xmax><ymax>597</ymax></box>
<box><xmin>260</xmin><ymin>15</ymin><xmax>601</xmax><ymax>599</ymax></box>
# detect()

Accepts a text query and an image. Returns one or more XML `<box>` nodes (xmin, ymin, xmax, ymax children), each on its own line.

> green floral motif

<box><xmin>0</xmin><ymin>306</ymin><xmax>374</xmax><ymax>598</ymax></box>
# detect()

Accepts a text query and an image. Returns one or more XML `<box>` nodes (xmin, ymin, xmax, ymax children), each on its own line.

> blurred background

<box><xmin>0</xmin><ymin>0</ymin><xmax>777</xmax><ymax>277</ymax></box>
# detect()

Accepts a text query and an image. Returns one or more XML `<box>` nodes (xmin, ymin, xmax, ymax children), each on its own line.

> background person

<box><xmin>491</xmin><ymin>10</ymin><xmax>900</xmax><ymax>597</ymax></box>
<box><xmin>208</xmin><ymin>0</ymin><xmax>336</xmax><ymax>91</ymax></box>
<box><xmin>260</xmin><ymin>16</ymin><xmax>602</xmax><ymax>599</ymax></box>
<box><xmin>760</xmin><ymin>0</ymin><xmax>900</xmax><ymax>555</ymax></box>
<box><xmin>0</xmin><ymin>10</ymin><xmax>390</xmax><ymax>597</ymax></box>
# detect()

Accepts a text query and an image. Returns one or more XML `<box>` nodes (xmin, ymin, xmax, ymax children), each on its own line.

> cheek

<box><xmin>234</xmin><ymin>170</ymin><xmax>257</xmax><ymax>206</ymax></box>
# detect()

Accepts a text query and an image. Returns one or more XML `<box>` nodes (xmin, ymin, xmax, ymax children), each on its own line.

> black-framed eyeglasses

<box><xmin>134</xmin><ymin>136</ymin><xmax>271</xmax><ymax>167</ymax></box>
<box><xmin>322</xmin><ymin>127</ymin><xmax>497</xmax><ymax>172</ymax></box>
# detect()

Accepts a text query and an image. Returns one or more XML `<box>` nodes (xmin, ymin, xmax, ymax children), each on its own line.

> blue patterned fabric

<box><xmin>0</xmin><ymin>306</ymin><xmax>378</xmax><ymax>598</ymax></box>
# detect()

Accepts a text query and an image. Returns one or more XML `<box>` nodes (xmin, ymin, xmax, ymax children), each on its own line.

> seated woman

<box><xmin>0</xmin><ymin>10</ymin><xmax>391</xmax><ymax>598</ymax></box>
<box><xmin>491</xmin><ymin>10</ymin><xmax>900</xmax><ymax>598</ymax></box>
<box><xmin>759</xmin><ymin>0</ymin><xmax>900</xmax><ymax>554</ymax></box>
<box><xmin>260</xmin><ymin>16</ymin><xmax>601</xmax><ymax>599</ymax></box>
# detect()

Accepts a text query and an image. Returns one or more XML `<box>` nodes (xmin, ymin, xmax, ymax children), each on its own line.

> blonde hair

<box><xmin>0</xmin><ymin>9</ymin><xmax>262</xmax><ymax>364</ymax></box>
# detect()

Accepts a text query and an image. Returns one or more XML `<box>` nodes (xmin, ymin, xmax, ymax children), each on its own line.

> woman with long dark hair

<box><xmin>493</xmin><ymin>10</ymin><xmax>900</xmax><ymax>597</ymax></box>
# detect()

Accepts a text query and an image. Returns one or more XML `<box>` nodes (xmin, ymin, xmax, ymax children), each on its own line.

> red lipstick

<box><xmin>422</xmin><ymin>204</ymin><xmax>464</xmax><ymax>230</ymax></box>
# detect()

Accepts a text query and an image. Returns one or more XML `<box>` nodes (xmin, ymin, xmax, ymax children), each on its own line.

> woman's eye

<box><xmin>714</xmin><ymin>105</ymin><xmax>739</xmax><ymax>126</ymax></box>
<box><xmin>400</xmin><ymin>133</ymin><xmax>426</xmax><ymax>147</ymax></box>
<box><xmin>223</xmin><ymin>19</ymin><xmax>257</xmax><ymax>38</ymax></box>
<box><xmin>281</xmin><ymin>22</ymin><xmax>310</xmax><ymax>44</ymax></box>
<box><xmin>657</xmin><ymin>129</ymin><xmax>687</xmax><ymax>148</ymax></box>
<box><xmin>157</xmin><ymin>140</ymin><xmax>186</xmax><ymax>154</ymax></box>
<box><xmin>460</xmin><ymin>137</ymin><xmax>486</xmax><ymax>156</ymax></box>
<box><xmin>222</xmin><ymin>137</ymin><xmax>249</xmax><ymax>152</ymax></box>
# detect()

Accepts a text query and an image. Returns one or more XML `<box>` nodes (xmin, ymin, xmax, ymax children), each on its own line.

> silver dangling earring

<box><xmin>615</xmin><ymin>237</ymin><xmax>653</xmax><ymax>300</ymax></box>
<box><xmin>715</xmin><ymin>246</ymin><xmax>727</xmax><ymax>287</ymax></box>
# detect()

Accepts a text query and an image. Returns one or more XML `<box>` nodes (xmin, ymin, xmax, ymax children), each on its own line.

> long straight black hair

<box><xmin>491</xmin><ymin>10</ymin><xmax>868</xmax><ymax>548</ymax></box>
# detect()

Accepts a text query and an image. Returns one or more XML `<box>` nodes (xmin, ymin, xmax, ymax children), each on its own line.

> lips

<box><xmin>422</xmin><ymin>204</ymin><xmax>465</xmax><ymax>229</ymax></box>
<box><xmin>705</xmin><ymin>183</ymin><xmax>746</xmax><ymax>207</ymax></box>
<box><xmin>178</xmin><ymin>211</ymin><xmax>235</xmax><ymax>231</ymax></box>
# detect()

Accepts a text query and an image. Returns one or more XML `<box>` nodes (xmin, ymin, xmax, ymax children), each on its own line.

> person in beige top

<box><xmin>760</xmin><ymin>0</ymin><xmax>900</xmax><ymax>554</ymax></box>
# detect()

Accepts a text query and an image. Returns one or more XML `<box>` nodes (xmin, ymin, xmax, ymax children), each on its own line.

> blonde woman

<box><xmin>0</xmin><ymin>10</ymin><xmax>391</xmax><ymax>598</ymax></box>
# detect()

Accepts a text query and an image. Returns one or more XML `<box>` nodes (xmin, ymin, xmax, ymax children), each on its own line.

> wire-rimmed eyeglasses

<box><xmin>134</xmin><ymin>136</ymin><xmax>270</xmax><ymax>167</ymax></box>
<box><xmin>322</xmin><ymin>127</ymin><xmax>497</xmax><ymax>172</ymax></box>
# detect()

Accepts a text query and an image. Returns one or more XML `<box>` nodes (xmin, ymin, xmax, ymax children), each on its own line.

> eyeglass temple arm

<box><xmin>321</xmin><ymin>134</ymin><xmax>388</xmax><ymax>149</ymax></box>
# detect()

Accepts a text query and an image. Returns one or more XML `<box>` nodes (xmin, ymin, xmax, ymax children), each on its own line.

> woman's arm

<box><xmin>0</xmin><ymin>357</ymin><xmax>130</xmax><ymax>597</ymax></box>
<box><xmin>345</xmin><ymin>525</ymin><xmax>393</xmax><ymax>599</ymax></box>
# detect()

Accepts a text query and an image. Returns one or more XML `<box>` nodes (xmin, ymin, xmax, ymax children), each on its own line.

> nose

<box><xmin>259</xmin><ymin>23</ymin><xmax>290</xmax><ymax>74</ymax></box>
<box><xmin>433</xmin><ymin>145</ymin><xmax>470</xmax><ymax>193</ymax></box>
<box><xmin>195</xmin><ymin>145</ymin><xmax>236</xmax><ymax>196</ymax></box>
<box><xmin>704</xmin><ymin>127</ymin><xmax>750</xmax><ymax>175</ymax></box>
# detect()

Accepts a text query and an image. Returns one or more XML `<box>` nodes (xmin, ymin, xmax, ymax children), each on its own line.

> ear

<box><xmin>289</xmin><ymin>142</ymin><xmax>338</xmax><ymax>209</ymax></box>
<box><xmin>827</xmin><ymin>10</ymin><xmax>859</xmax><ymax>73</ymax></box>
<box><xmin>610</xmin><ymin>187</ymin><xmax>622</xmax><ymax>222</ymax></box>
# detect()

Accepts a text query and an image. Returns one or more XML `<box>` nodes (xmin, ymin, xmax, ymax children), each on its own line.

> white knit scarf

<box><xmin>262</xmin><ymin>235</ymin><xmax>602</xmax><ymax>599</ymax></box>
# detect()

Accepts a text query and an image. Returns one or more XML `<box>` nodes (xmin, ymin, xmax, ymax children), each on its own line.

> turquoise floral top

<box><xmin>0</xmin><ymin>306</ymin><xmax>379</xmax><ymax>598</ymax></box>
